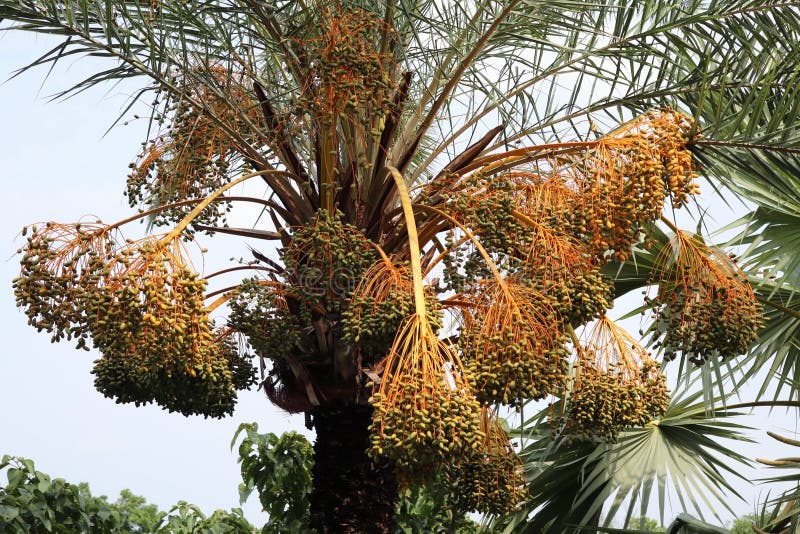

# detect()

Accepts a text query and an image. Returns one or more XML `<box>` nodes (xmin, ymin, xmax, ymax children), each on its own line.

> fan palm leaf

<box><xmin>496</xmin><ymin>386</ymin><xmax>771</xmax><ymax>532</ymax></box>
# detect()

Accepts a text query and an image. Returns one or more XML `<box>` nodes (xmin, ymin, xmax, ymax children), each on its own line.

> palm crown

<box><xmin>4</xmin><ymin>0</ymin><xmax>800</xmax><ymax>531</ymax></box>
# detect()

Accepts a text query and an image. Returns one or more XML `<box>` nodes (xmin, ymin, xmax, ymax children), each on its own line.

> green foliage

<box><xmin>231</xmin><ymin>424</ymin><xmax>482</xmax><ymax>533</ymax></box>
<box><xmin>728</xmin><ymin>514</ymin><xmax>759</xmax><ymax>534</ymax></box>
<box><xmin>0</xmin><ymin>455</ymin><xmax>124</xmax><ymax>533</ymax></box>
<box><xmin>394</xmin><ymin>476</ymin><xmax>481</xmax><ymax>534</ymax></box>
<box><xmin>635</xmin><ymin>517</ymin><xmax>666</xmax><ymax>532</ymax></box>
<box><xmin>496</xmin><ymin>383</ymin><xmax>756</xmax><ymax>532</ymax></box>
<box><xmin>157</xmin><ymin>502</ymin><xmax>254</xmax><ymax>534</ymax></box>
<box><xmin>233</xmin><ymin>423</ymin><xmax>313</xmax><ymax>534</ymax></box>
<box><xmin>1</xmin><ymin>439</ymin><xmax>484</xmax><ymax>533</ymax></box>
<box><xmin>0</xmin><ymin>455</ymin><xmax>255</xmax><ymax>533</ymax></box>
<box><xmin>746</xmin><ymin>432</ymin><xmax>800</xmax><ymax>533</ymax></box>
<box><xmin>113</xmin><ymin>489</ymin><xmax>165</xmax><ymax>532</ymax></box>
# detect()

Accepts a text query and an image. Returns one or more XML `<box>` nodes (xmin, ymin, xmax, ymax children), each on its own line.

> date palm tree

<box><xmin>3</xmin><ymin>1</ymin><xmax>800</xmax><ymax>531</ymax></box>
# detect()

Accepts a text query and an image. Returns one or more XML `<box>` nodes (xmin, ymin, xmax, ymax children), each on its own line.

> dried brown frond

<box><xmin>264</xmin><ymin>375</ymin><xmax>314</xmax><ymax>414</ymax></box>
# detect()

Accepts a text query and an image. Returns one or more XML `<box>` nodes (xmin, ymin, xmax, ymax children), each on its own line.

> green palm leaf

<box><xmin>497</xmin><ymin>387</ymin><xmax>757</xmax><ymax>533</ymax></box>
<box><xmin>725</xmin><ymin>283</ymin><xmax>800</xmax><ymax>401</ymax></box>
<box><xmin>750</xmin><ymin>432</ymin><xmax>800</xmax><ymax>532</ymax></box>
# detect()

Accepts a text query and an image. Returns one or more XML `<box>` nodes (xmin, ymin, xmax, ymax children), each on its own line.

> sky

<box><xmin>0</xmin><ymin>26</ymin><xmax>798</xmax><ymax>528</ymax></box>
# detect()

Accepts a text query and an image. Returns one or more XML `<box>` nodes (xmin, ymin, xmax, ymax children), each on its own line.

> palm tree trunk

<box><xmin>309</xmin><ymin>402</ymin><xmax>398</xmax><ymax>533</ymax></box>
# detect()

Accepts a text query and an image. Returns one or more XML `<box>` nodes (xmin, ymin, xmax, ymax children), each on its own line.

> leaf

<box><xmin>498</xmin><ymin>382</ymin><xmax>756</xmax><ymax>532</ymax></box>
<box><xmin>0</xmin><ymin>504</ymin><xmax>20</xmax><ymax>522</ymax></box>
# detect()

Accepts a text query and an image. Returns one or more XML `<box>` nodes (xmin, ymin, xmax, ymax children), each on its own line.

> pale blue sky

<box><xmin>0</xmin><ymin>26</ymin><xmax>797</xmax><ymax>528</ymax></box>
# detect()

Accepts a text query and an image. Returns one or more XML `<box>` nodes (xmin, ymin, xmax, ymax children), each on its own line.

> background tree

<box><xmin>636</xmin><ymin>518</ymin><xmax>665</xmax><ymax>533</ymax></box>
<box><xmin>232</xmin><ymin>423</ymin><xmax>480</xmax><ymax>533</ymax></box>
<box><xmin>113</xmin><ymin>490</ymin><xmax>165</xmax><ymax>533</ymax></box>
<box><xmin>234</xmin><ymin>425</ymin><xmax>314</xmax><ymax>533</ymax></box>
<box><xmin>0</xmin><ymin>455</ymin><xmax>256</xmax><ymax>533</ymax></box>
<box><xmin>729</xmin><ymin>514</ymin><xmax>762</xmax><ymax>534</ymax></box>
<box><xmin>1</xmin><ymin>428</ymin><xmax>481</xmax><ymax>534</ymax></box>
<box><xmin>3</xmin><ymin>0</ymin><xmax>800</xmax><ymax>531</ymax></box>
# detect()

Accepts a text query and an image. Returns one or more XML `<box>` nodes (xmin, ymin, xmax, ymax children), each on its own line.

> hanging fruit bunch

<box><xmin>442</xmin><ymin>173</ymin><xmax>612</xmax><ymax>328</ymax></box>
<box><xmin>342</xmin><ymin>258</ymin><xmax>442</xmax><ymax>365</ymax></box>
<box><xmin>13</xmin><ymin>218</ymin><xmax>254</xmax><ymax>417</ymax></box>
<box><xmin>91</xmin><ymin>329</ymin><xmax>252</xmax><ymax>418</ymax></box>
<box><xmin>299</xmin><ymin>6</ymin><xmax>397</xmax><ymax>118</ymax></box>
<box><xmin>281</xmin><ymin>210</ymin><xmax>378</xmax><ymax>316</ymax></box>
<box><xmin>126</xmin><ymin>65</ymin><xmax>265</xmax><ymax>232</ymax></box>
<box><xmin>565</xmin><ymin>108</ymin><xmax>699</xmax><ymax>261</ymax></box>
<box><xmin>367</xmin><ymin>171</ymin><xmax>484</xmax><ymax>484</ymax></box>
<box><xmin>443</xmin><ymin>407</ymin><xmax>527</xmax><ymax>514</ymax></box>
<box><xmin>555</xmin><ymin>316</ymin><xmax>669</xmax><ymax>441</ymax></box>
<box><xmin>441</xmin><ymin>107</ymin><xmax>701</xmax><ymax>332</ymax></box>
<box><xmin>367</xmin><ymin>311</ymin><xmax>484</xmax><ymax>482</ymax></box>
<box><xmin>480</xmin><ymin>173</ymin><xmax>613</xmax><ymax>326</ymax></box>
<box><xmin>14</xmin><ymin>221</ymin><xmax>113</xmax><ymax>349</ymax></box>
<box><xmin>519</xmin><ymin>214</ymin><xmax>613</xmax><ymax>326</ymax></box>
<box><xmin>443</xmin><ymin>174</ymin><xmax>530</xmax><ymax>282</ymax></box>
<box><xmin>85</xmin><ymin>239</ymin><xmax>255</xmax><ymax>417</ymax></box>
<box><xmin>342</xmin><ymin>260</ymin><xmax>416</xmax><ymax>359</ymax></box>
<box><xmin>649</xmin><ymin>229</ymin><xmax>762</xmax><ymax>365</ymax></box>
<box><xmin>510</xmin><ymin>173</ymin><xmax>578</xmax><ymax>231</ymax></box>
<box><xmin>14</xmin><ymin>173</ymin><xmax>269</xmax><ymax>417</ymax></box>
<box><xmin>458</xmin><ymin>279</ymin><xmax>569</xmax><ymax>406</ymax></box>
<box><xmin>227</xmin><ymin>278</ymin><xmax>302</xmax><ymax>362</ymax></box>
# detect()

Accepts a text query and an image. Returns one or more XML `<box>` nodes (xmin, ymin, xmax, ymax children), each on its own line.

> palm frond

<box><xmin>727</xmin><ymin>282</ymin><xmax>800</xmax><ymax>402</ymax></box>
<box><xmin>497</xmin><ymin>385</ymin><xmax>755</xmax><ymax>533</ymax></box>
<box><xmin>408</xmin><ymin>1</ymin><xmax>800</xmax><ymax>179</ymax></box>
<box><xmin>753</xmin><ymin>431</ymin><xmax>800</xmax><ymax>532</ymax></box>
